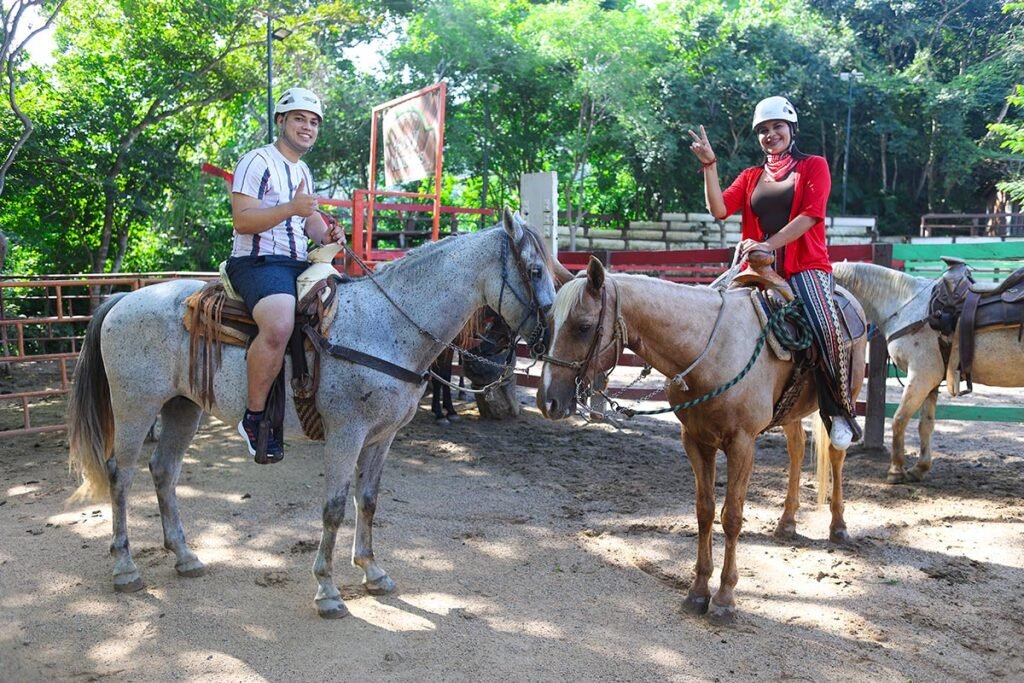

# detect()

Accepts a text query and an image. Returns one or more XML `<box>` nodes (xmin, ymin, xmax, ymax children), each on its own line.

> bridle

<box><xmin>542</xmin><ymin>278</ymin><xmax>627</xmax><ymax>391</ymax></box>
<box><xmin>498</xmin><ymin>229</ymin><xmax>549</xmax><ymax>357</ymax></box>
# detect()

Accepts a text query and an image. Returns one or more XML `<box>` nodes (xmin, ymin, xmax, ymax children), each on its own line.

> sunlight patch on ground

<box><xmin>68</xmin><ymin>599</ymin><xmax>117</xmax><ymax>617</ymax></box>
<box><xmin>392</xmin><ymin>547</ymin><xmax>455</xmax><ymax>571</ymax></box>
<box><xmin>465</xmin><ymin>539</ymin><xmax>526</xmax><ymax>561</ymax></box>
<box><xmin>87</xmin><ymin>621</ymin><xmax>148</xmax><ymax>664</ymax></box>
<box><xmin>6</xmin><ymin>483</ymin><xmax>41</xmax><ymax>497</ymax></box>
<box><xmin>639</xmin><ymin>645</ymin><xmax>690</xmax><ymax>669</ymax></box>
<box><xmin>174</xmin><ymin>650</ymin><xmax>262</xmax><ymax>680</ymax></box>
<box><xmin>348</xmin><ymin>598</ymin><xmax>437</xmax><ymax>632</ymax></box>
<box><xmin>484</xmin><ymin>616</ymin><xmax>567</xmax><ymax>640</ymax></box>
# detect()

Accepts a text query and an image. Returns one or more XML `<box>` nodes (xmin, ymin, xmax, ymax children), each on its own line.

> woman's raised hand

<box><xmin>688</xmin><ymin>125</ymin><xmax>716</xmax><ymax>165</ymax></box>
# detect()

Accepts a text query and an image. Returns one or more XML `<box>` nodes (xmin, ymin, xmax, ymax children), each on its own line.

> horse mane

<box><xmin>551</xmin><ymin>277</ymin><xmax>588</xmax><ymax>329</ymax></box>
<box><xmin>373</xmin><ymin>222</ymin><xmax>553</xmax><ymax>287</ymax></box>
<box><xmin>833</xmin><ymin>261</ymin><xmax>927</xmax><ymax>306</ymax></box>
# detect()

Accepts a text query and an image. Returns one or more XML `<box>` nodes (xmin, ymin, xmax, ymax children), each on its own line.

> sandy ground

<box><xmin>2</xmin><ymin>367</ymin><xmax>1024</xmax><ymax>682</ymax></box>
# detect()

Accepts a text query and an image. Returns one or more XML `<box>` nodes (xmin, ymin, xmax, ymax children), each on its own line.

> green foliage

<box><xmin>1</xmin><ymin>0</ymin><xmax>1023</xmax><ymax>279</ymax></box>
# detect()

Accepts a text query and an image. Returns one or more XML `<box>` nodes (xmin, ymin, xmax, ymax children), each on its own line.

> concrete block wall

<box><xmin>557</xmin><ymin>213</ymin><xmax>877</xmax><ymax>251</ymax></box>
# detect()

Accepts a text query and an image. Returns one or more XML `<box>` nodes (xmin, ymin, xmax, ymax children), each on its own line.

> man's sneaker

<box><xmin>829</xmin><ymin>417</ymin><xmax>854</xmax><ymax>451</ymax></box>
<box><xmin>238</xmin><ymin>414</ymin><xmax>284</xmax><ymax>463</ymax></box>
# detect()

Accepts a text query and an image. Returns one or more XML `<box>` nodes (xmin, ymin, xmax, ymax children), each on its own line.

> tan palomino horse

<box><xmin>833</xmin><ymin>261</ymin><xmax>1024</xmax><ymax>483</ymax></box>
<box><xmin>537</xmin><ymin>257</ymin><xmax>866</xmax><ymax>623</ymax></box>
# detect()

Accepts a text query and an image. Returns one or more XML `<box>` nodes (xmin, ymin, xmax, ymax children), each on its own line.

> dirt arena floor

<box><xmin>1</xmin><ymin>366</ymin><xmax>1023</xmax><ymax>682</ymax></box>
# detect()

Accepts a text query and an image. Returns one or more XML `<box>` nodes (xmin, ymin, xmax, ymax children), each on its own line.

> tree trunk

<box><xmin>474</xmin><ymin>375</ymin><xmax>520</xmax><ymax>420</ymax></box>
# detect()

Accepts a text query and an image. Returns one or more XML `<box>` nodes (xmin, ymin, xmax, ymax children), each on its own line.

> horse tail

<box><xmin>810</xmin><ymin>413</ymin><xmax>830</xmax><ymax>507</ymax></box>
<box><xmin>67</xmin><ymin>292</ymin><xmax>128</xmax><ymax>504</ymax></box>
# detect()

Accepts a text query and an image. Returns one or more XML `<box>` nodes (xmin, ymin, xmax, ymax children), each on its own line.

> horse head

<box><xmin>488</xmin><ymin>207</ymin><xmax>557</xmax><ymax>354</ymax></box>
<box><xmin>538</xmin><ymin>256</ymin><xmax>623</xmax><ymax>419</ymax></box>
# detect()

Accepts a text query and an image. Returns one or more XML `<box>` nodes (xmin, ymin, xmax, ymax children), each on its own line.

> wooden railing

<box><xmin>919</xmin><ymin>213</ymin><xmax>1024</xmax><ymax>237</ymax></box>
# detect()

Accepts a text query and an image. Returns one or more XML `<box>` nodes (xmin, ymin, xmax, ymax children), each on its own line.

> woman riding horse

<box><xmin>689</xmin><ymin>95</ymin><xmax>861</xmax><ymax>449</ymax></box>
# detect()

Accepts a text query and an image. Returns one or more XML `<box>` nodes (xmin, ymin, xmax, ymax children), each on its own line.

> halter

<box><xmin>498</xmin><ymin>230</ymin><xmax>548</xmax><ymax>357</ymax></box>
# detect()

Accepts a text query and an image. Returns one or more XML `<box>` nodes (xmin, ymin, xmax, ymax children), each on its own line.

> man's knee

<box><xmin>252</xmin><ymin>295</ymin><xmax>296</xmax><ymax>346</ymax></box>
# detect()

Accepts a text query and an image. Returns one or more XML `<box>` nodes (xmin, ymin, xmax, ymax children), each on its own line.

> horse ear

<box><xmin>586</xmin><ymin>255</ymin><xmax>605</xmax><ymax>292</ymax></box>
<box><xmin>503</xmin><ymin>206</ymin><xmax>525</xmax><ymax>242</ymax></box>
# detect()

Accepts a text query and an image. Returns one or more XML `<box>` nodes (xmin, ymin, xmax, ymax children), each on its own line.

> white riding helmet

<box><xmin>275</xmin><ymin>87</ymin><xmax>324</xmax><ymax>120</ymax></box>
<box><xmin>752</xmin><ymin>96</ymin><xmax>798</xmax><ymax>131</ymax></box>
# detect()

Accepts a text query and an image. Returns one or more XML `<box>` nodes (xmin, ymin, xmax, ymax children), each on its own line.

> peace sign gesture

<box><xmin>688</xmin><ymin>125</ymin><xmax>717</xmax><ymax>166</ymax></box>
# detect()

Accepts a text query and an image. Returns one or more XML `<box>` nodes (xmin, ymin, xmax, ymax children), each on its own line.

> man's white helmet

<box><xmin>275</xmin><ymin>87</ymin><xmax>323</xmax><ymax>120</ymax></box>
<box><xmin>752</xmin><ymin>96</ymin><xmax>797</xmax><ymax>131</ymax></box>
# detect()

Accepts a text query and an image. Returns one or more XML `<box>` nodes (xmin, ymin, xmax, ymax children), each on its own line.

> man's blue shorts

<box><xmin>225</xmin><ymin>255</ymin><xmax>307</xmax><ymax>314</ymax></box>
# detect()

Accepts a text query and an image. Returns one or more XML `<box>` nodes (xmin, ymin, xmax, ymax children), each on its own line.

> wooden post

<box><xmin>864</xmin><ymin>242</ymin><xmax>892</xmax><ymax>450</ymax></box>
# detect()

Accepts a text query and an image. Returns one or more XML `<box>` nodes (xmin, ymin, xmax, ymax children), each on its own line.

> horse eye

<box><xmin>575</xmin><ymin>322</ymin><xmax>593</xmax><ymax>335</ymax></box>
<box><xmin>530</xmin><ymin>266</ymin><xmax>542</xmax><ymax>279</ymax></box>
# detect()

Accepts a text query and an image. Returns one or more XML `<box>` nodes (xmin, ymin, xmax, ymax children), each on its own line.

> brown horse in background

<box><xmin>538</xmin><ymin>257</ymin><xmax>866</xmax><ymax>623</ymax></box>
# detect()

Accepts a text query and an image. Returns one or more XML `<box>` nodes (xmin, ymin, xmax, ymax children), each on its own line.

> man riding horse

<box><xmin>226</xmin><ymin>87</ymin><xmax>345</xmax><ymax>462</ymax></box>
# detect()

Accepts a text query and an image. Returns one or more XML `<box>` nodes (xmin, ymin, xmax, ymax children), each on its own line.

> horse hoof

<box><xmin>773</xmin><ymin>522</ymin><xmax>797</xmax><ymax>540</ymax></box>
<box><xmin>434</xmin><ymin>417</ymin><xmax>450</xmax><ymax>425</ymax></box>
<box><xmin>446</xmin><ymin>413</ymin><xmax>462</xmax><ymax>423</ymax></box>
<box><xmin>886</xmin><ymin>471</ymin><xmax>907</xmax><ymax>485</ymax></box>
<box><xmin>682</xmin><ymin>594</ymin><xmax>710</xmax><ymax>615</ymax></box>
<box><xmin>906</xmin><ymin>468</ymin><xmax>927</xmax><ymax>483</ymax></box>
<box><xmin>830</xmin><ymin>528</ymin><xmax>853</xmax><ymax>545</ymax></box>
<box><xmin>114</xmin><ymin>577</ymin><xmax>144</xmax><ymax>593</ymax></box>
<box><xmin>176</xmin><ymin>560</ymin><xmax>207</xmax><ymax>578</ymax></box>
<box><xmin>364</xmin><ymin>575</ymin><xmax>397</xmax><ymax>595</ymax></box>
<box><xmin>707</xmin><ymin>603</ymin><xmax>737</xmax><ymax>625</ymax></box>
<box><xmin>316</xmin><ymin>599</ymin><xmax>350</xmax><ymax>619</ymax></box>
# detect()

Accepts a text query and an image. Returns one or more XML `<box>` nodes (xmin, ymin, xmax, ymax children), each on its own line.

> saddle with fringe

<box><xmin>182</xmin><ymin>268</ymin><xmax>341</xmax><ymax>444</ymax></box>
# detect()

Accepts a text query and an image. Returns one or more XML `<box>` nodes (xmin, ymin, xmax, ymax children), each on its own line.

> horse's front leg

<box><xmin>906</xmin><ymin>386</ymin><xmax>940</xmax><ymax>482</ymax></box>
<box><xmin>774</xmin><ymin>421</ymin><xmax>806</xmax><ymax>540</ymax></box>
<box><xmin>889</xmin><ymin>372</ymin><xmax>941</xmax><ymax>484</ymax></box>
<box><xmin>313</xmin><ymin>430</ymin><xmax>363</xmax><ymax>619</ymax></box>
<box><xmin>827</xmin><ymin>443</ymin><xmax>852</xmax><ymax>544</ymax></box>
<box><xmin>352</xmin><ymin>437</ymin><xmax>398</xmax><ymax>595</ymax></box>
<box><xmin>149</xmin><ymin>397</ymin><xmax>205</xmax><ymax>577</ymax></box>
<box><xmin>681</xmin><ymin>429</ymin><xmax>717</xmax><ymax>616</ymax></box>
<box><xmin>711</xmin><ymin>433</ymin><xmax>755</xmax><ymax>624</ymax></box>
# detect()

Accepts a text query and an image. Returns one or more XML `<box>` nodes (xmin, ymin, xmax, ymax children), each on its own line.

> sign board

<box><xmin>382</xmin><ymin>90</ymin><xmax>441</xmax><ymax>187</ymax></box>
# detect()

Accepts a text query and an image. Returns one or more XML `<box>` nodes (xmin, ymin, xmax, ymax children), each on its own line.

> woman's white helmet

<box><xmin>275</xmin><ymin>87</ymin><xmax>323</xmax><ymax>120</ymax></box>
<box><xmin>752</xmin><ymin>96</ymin><xmax>797</xmax><ymax>131</ymax></box>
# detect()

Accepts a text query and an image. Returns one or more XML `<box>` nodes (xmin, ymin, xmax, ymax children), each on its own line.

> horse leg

<box><xmin>148</xmin><ymin>397</ymin><xmax>205</xmax><ymax>578</ymax></box>
<box><xmin>352</xmin><ymin>437</ymin><xmax>398</xmax><ymax>595</ymax></box>
<box><xmin>710</xmin><ymin>433</ymin><xmax>755</xmax><ymax>624</ymax></box>
<box><xmin>905</xmin><ymin>386</ymin><xmax>940</xmax><ymax>482</ymax></box>
<box><xmin>430</xmin><ymin>376</ymin><xmax>447</xmax><ymax>423</ymax></box>
<box><xmin>827</xmin><ymin>443</ymin><xmax>852</xmax><ymax>544</ymax></box>
<box><xmin>312</xmin><ymin>431</ymin><xmax>363</xmax><ymax>619</ymax></box>
<box><xmin>681</xmin><ymin>430</ymin><xmax>716</xmax><ymax>616</ymax></box>
<box><xmin>889</xmin><ymin>377</ymin><xmax>940</xmax><ymax>484</ymax></box>
<box><xmin>774</xmin><ymin>421</ymin><xmax>806</xmax><ymax>540</ymax></box>
<box><xmin>107</xmin><ymin>417</ymin><xmax>155</xmax><ymax>593</ymax></box>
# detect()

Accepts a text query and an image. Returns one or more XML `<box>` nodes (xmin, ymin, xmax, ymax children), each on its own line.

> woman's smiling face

<box><xmin>755</xmin><ymin>119</ymin><xmax>792</xmax><ymax>155</ymax></box>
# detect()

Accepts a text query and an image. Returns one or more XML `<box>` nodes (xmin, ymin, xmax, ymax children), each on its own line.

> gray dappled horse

<box><xmin>538</xmin><ymin>257</ymin><xmax>866</xmax><ymax>623</ymax></box>
<box><xmin>834</xmin><ymin>261</ymin><xmax>1024</xmax><ymax>483</ymax></box>
<box><xmin>67</xmin><ymin>210</ymin><xmax>555</xmax><ymax>619</ymax></box>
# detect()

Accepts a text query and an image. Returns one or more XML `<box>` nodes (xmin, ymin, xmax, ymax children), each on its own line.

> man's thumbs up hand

<box><xmin>291</xmin><ymin>178</ymin><xmax>318</xmax><ymax>217</ymax></box>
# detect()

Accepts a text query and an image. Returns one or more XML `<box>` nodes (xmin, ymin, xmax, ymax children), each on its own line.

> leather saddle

<box><xmin>927</xmin><ymin>256</ymin><xmax>1024</xmax><ymax>394</ymax></box>
<box><xmin>748</xmin><ymin>280</ymin><xmax>866</xmax><ymax>432</ymax></box>
<box><xmin>182</xmin><ymin>246</ymin><xmax>347</xmax><ymax>447</ymax></box>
